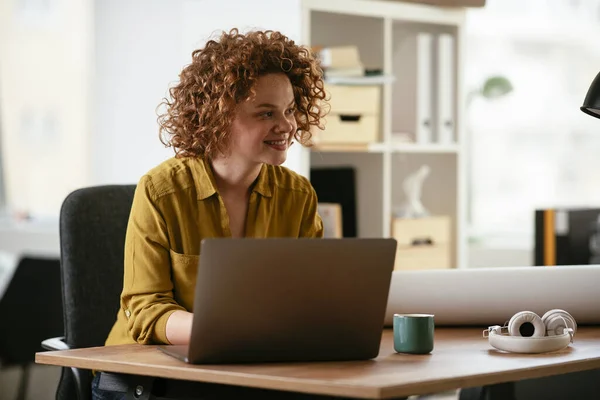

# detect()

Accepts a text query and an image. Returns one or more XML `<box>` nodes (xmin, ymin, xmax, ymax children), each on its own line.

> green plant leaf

<box><xmin>481</xmin><ymin>76</ymin><xmax>513</xmax><ymax>99</ymax></box>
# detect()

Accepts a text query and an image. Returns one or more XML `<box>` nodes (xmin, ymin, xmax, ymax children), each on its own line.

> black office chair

<box><xmin>0</xmin><ymin>255</ymin><xmax>63</xmax><ymax>400</ymax></box>
<box><xmin>42</xmin><ymin>185</ymin><xmax>136</xmax><ymax>400</ymax></box>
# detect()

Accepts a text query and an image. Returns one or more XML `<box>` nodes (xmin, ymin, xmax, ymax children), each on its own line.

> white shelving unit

<box><xmin>300</xmin><ymin>0</ymin><xmax>468</xmax><ymax>269</ymax></box>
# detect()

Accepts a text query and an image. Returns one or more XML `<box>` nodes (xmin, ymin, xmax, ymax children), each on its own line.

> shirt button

<box><xmin>125</xmin><ymin>309</ymin><xmax>131</xmax><ymax>318</ymax></box>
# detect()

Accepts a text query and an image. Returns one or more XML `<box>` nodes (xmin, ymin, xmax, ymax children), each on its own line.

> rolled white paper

<box><xmin>384</xmin><ymin>265</ymin><xmax>600</xmax><ymax>327</ymax></box>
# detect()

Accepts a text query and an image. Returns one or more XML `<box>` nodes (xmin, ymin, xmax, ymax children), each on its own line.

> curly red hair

<box><xmin>157</xmin><ymin>28</ymin><xmax>328</xmax><ymax>159</ymax></box>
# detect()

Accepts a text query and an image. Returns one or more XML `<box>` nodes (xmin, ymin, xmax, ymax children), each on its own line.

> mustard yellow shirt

<box><xmin>105</xmin><ymin>156</ymin><xmax>323</xmax><ymax>346</ymax></box>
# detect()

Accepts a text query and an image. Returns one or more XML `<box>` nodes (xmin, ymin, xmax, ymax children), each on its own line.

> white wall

<box><xmin>180</xmin><ymin>0</ymin><xmax>302</xmax><ymax>52</ymax></box>
<box><xmin>92</xmin><ymin>0</ymin><xmax>306</xmax><ymax>186</ymax></box>
<box><xmin>91</xmin><ymin>0</ymin><xmax>186</xmax><ymax>185</ymax></box>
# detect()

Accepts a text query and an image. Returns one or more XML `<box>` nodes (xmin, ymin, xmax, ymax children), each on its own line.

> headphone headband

<box><xmin>487</xmin><ymin>329</ymin><xmax>573</xmax><ymax>354</ymax></box>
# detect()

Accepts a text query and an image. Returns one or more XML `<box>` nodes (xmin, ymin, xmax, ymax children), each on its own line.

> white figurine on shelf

<box><xmin>394</xmin><ymin>165</ymin><xmax>431</xmax><ymax>219</ymax></box>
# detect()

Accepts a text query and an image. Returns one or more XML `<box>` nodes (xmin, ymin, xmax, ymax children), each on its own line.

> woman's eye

<box><xmin>262</xmin><ymin>111</ymin><xmax>273</xmax><ymax>118</ymax></box>
<box><xmin>286</xmin><ymin>108</ymin><xmax>296</xmax><ymax>115</ymax></box>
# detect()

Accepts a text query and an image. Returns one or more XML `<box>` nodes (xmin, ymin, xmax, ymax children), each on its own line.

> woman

<box><xmin>92</xmin><ymin>28</ymin><xmax>329</xmax><ymax>399</ymax></box>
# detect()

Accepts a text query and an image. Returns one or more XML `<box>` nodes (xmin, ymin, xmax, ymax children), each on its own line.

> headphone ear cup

<box><xmin>542</xmin><ymin>309</ymin><xmax>577</xmax><ymax>336</ymax></box>
<box><xmin>508</xmin><ymin>311</ymin><xmax>545</xmax><ymax>337</ymax></box>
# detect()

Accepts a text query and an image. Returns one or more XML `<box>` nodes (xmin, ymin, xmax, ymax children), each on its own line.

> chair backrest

<box><xmin>60</xmin><ymin>184</ymin><xmax>135</xmax><ymax>348</ymax></box>
<box><xmin>57</xmin><ymin>185</ymin><xmax>135</xmax><ymax>400</ymax></box>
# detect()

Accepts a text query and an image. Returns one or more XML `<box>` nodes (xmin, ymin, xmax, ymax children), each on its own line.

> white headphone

<box><xmin>483</xmin><ymin>309</ymin><xmax>577</xmax><ymax>354</ymax></box>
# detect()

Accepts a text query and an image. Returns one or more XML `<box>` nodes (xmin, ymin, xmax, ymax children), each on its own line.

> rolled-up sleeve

<box><xmin>300</xmin><ymin>186</ymin><xmax>324</xmax><ymax>238</ymax></box>
<box><xmin>120</xmin><ymin>175</ymin><xmax>186</xmax><ymax>344</ymax></box>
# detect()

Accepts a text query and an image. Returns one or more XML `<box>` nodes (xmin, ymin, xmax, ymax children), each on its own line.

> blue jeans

<box><xmin>91</xmin><ymin>371</ymin><xmax>367</xmax><ymax>399</ymax></box>
<box><xmin>91</xmin><ymin>373</ymin><xmax>126</xmax><ymax>400</ymax></box>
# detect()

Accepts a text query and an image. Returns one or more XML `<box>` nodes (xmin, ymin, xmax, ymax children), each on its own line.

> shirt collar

<box><xmin>191</xmin><ymin>157</ymin><xmax>273</xmax><ymax>200</ymax></box>
<box><xmin>252</xmin><ymin>163</ymin><xmax>273</xmax><ymax>198</ymax></box>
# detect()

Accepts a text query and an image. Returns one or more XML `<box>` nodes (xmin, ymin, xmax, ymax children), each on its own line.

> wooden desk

<box><xmin>36</xmin><ymin>327</ymin><xmax>600</xmax><ymax>399</ymax></box>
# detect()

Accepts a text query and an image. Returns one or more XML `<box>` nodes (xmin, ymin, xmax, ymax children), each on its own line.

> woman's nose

<box><xmin>276</xmin><ymin>115</ymin><xmax>295</xmax><ymax>134</ymax></box>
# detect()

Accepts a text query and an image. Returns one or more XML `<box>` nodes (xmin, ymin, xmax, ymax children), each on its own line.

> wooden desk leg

<box><xmin>459</xmin><ymin>382</ymin><xmax>516</xmax><ymax>400</ymax></box>
<box><xmin>124</xmin><ymin>375</ymin><xmax>155</xmax><ymax>400</ymax></box>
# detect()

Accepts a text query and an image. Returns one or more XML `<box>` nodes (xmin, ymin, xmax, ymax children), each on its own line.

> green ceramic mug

<box><xmin>393</xmin><ymin>313</ymin><xmax>435</xmax><ymax>354</ymax></box>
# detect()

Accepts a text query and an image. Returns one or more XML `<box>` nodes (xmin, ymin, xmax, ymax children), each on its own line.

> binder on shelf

<box><xmin>416</xmin><ymin>33</ymin><xmax>433</xmax><ymax>144</ymax></box>
<box><xmin>534</xmin><ymin>208</ymin><xmax>600</xmax><ymax>266</ymax></box>
<box><xmin>310</xmin><ymin>167</ymin><xmax>357</xmax><ymax>238</ymax></box>
<box><xmin>435</xmin><ymin>33</ymin><xmax>455</xmax><ymax>145</ymax></box>
<box><xmin>392</xmin><ymin>31</ymin><xmax>434</xmax><ymax>144</ymax></box>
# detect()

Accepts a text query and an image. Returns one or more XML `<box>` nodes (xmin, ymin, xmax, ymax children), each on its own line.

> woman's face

<box><xmin>227</xmin><ymin>72</ymin><xmax>297</xmax><ymax>167</ymax></box>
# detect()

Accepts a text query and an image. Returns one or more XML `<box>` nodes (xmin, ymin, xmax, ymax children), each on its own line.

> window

<box><xmin>465</xmin><ymin>0</ymin><xmax>600</xmax><ymax>249</ymax></box>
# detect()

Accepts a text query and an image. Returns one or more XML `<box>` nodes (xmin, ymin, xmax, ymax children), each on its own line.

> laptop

<box><xmin>159</xmin><ymin>237</ymin><xmax>397</xmax><ymax>364</ymax></box>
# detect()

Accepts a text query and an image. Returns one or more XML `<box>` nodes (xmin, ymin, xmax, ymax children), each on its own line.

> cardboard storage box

<box><xmin>391</xmin><ymin>216</ymin><xmax>452</xmax><ymax>270</ymax></box>
<box><xmin>318</xmin><ymin>203</ymin><xmax>343</xmax><ymax>238</ymax></box>
<box><xmin>314</xmin><ymin>85</ymin><xmax>381</xmax><ymax>144</ymax></box>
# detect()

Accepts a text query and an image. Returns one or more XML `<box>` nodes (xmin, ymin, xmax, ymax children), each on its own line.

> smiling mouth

<box><xmin>264</xmin><ymin>139</ymin><xmax>287</xmax><ymax>146</ymax></box>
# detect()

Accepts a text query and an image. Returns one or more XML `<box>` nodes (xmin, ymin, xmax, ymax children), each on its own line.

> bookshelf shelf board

<box><xmin>324</xmin><ymin>75</ymin><xmax>396</xmax><ymax>86</ymax></box>
<box><xmin>389</xmin><ymin>142</ymin><xmax>460</xmax><ymax>154</ymax></box>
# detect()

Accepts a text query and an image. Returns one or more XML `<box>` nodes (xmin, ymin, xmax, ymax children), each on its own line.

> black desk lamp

<box><xmin>582</xmin><ymin>71</ymin><xmax>600</xmax><ymax>265</ymax></box>
<box><xmin>581</xmin><ymin>71</ymin><xmax>600</xmax><ymax>119</ymax></box>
